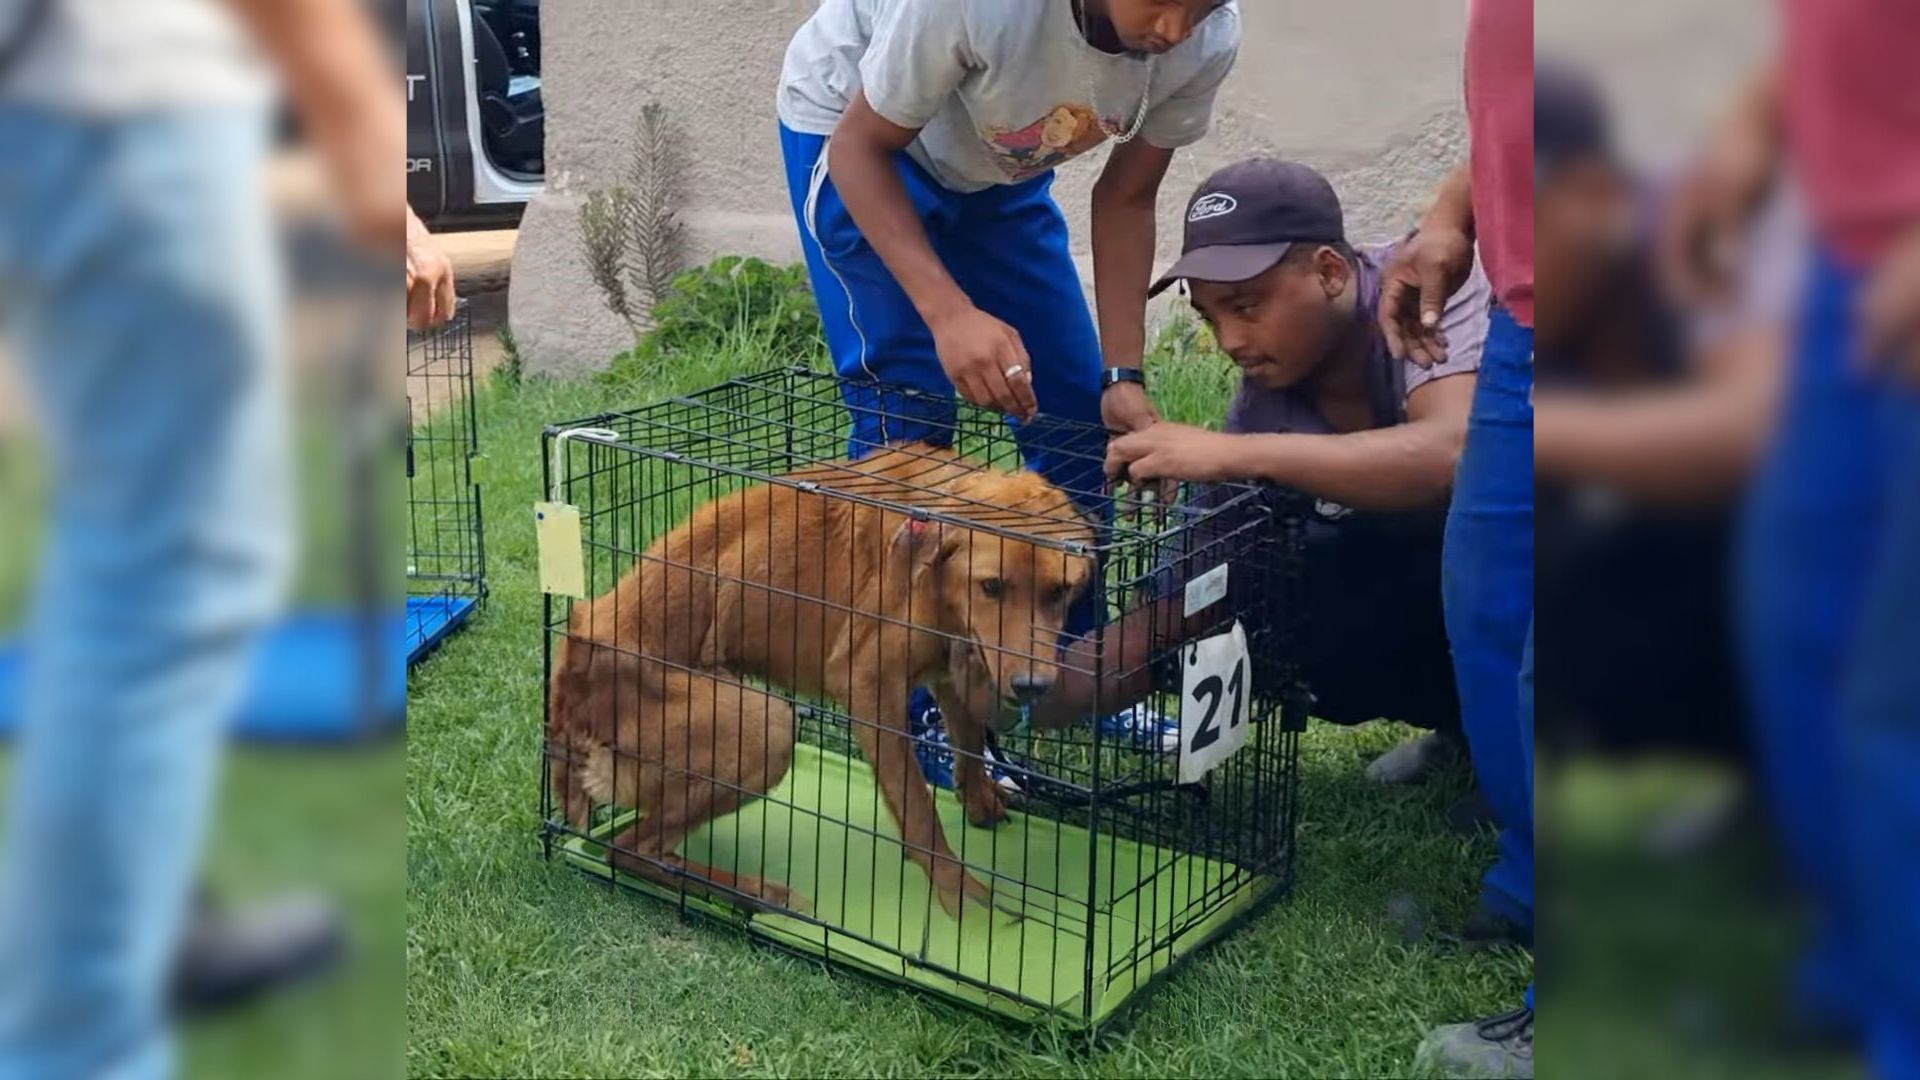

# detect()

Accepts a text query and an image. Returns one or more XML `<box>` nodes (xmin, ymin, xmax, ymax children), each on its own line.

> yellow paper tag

<box><xmin>534</xmin><ymin>501</ymin><xmax>585</xmax><ymax>597</ymax></box>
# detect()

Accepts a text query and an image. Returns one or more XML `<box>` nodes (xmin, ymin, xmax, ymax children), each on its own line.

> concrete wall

<box><xmin>513</xmin><ymin>1</ymin><xmax>1472</xmax><ymax>376</ymax></box>
<box><xmin>1538</xmin><ymin>0</ymin><xmax>1771</xmax><ymax>170</ymax></box>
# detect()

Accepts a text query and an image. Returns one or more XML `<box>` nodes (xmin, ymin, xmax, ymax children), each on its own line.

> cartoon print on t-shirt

<box><xmin>981</xmin><ymin>103</ymin><xmax>1111</xmax><ymax>181</ymax></box>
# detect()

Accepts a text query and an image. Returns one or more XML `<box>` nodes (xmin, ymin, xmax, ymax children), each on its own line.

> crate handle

<box><xmin>549</xmin><ymin>426</ymin><xmax>618</xmax><ymax>502</ymax></box>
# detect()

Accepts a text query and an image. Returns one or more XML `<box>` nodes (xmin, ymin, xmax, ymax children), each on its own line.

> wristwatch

<box><xmin>1100</xmin><ymin>367</ymin><xmax>1146</xmax><ymax>392</ymax></box>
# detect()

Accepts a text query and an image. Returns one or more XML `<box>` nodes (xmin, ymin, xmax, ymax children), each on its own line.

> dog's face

<box><xmin>897</xmin><ymin>471</ymin><xmax>1094</xmax><ymax>724</ymax></box>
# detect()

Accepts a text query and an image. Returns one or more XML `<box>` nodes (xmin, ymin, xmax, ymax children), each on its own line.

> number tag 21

<box><xmin>1178</xmin><ymin>620</ymin><xmax>1252</xmax><ymax>784</ymax></box>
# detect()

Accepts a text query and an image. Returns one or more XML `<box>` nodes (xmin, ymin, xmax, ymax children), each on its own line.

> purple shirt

<box><xmin>1224</xmin><ymin>240</ymin><xmax>1490</xmax><ymax>437</ymax></box>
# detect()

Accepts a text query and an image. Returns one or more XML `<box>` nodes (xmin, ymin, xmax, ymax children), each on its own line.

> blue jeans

<box><xmin>1442</xmin><ymin>304</ymin><xmax>1534</xmax><ymax>933</ymax></box>
<box><xmin>1740</xmin><ymin>245</ymin><xmax>1920</xmax><ymax>1072</ymax></box>
<box><xmin>0</xmin><ymin>107</ymin><xmax>289</xmax><ymax>1080</ymax></box>
<box><xmin>1839</xmin><ymin>403</ymin><xmax>1920</xmax><ymax>1079</ymax></box>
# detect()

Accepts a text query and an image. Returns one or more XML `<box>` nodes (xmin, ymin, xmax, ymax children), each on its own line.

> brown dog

<box><xmin>548</xmin><ymin>444</ymin><xmax>1094</xmax><ymax>917</ymax></box>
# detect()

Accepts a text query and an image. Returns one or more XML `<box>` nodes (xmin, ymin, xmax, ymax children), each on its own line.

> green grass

<box><xmin>405</xmin><ymin>325</ymin><xmax>1530</xmax><ymax>1077</ymax></box>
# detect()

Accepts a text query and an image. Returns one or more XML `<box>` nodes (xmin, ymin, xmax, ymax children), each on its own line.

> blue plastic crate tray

<box><xmin>0</xmin><ymin>599</ymin><xmax>471</xmax><ymax>743</ymax></box>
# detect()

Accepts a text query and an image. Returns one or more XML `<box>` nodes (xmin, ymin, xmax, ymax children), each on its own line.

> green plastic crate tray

<box><xmin>559</xmin><ymin>741</ymin><xmax>1279</xmax><ymax>1026</ymax></box>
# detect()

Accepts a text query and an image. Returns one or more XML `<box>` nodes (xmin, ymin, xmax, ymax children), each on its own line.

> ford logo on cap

<box><xmin>1188</xmin><ymin>193</ymin><xmax>1237</xmax><ymax>223</ymax></box>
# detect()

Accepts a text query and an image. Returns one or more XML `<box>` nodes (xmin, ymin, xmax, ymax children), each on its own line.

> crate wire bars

<box><xmin>406</xmin><ymin>302</ymin><xmax>487</xmax><ymax>663</ymax></box>
<box><xmin>540</xmin><ymin>368</ymin><xmax>1302</xmax><ymax>1029</ymax></box>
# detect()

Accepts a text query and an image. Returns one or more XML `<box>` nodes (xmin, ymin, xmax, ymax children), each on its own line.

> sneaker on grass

<box><xmin>1417</xmin><ymin>1006</ymin><xmax>1533</xmax><ymax>1078</ymax></box>
<box><xmin>1364</xmin><ymin>729</ymin><xmax>1462</xmax><ymax>784</ymax></box>
<box><xmin>1096</xmin><ymin>701</ymin><xmax>1181</xmax><ymax>753</ymax></box>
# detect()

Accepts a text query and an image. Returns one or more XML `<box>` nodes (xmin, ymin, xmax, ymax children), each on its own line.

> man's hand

<box><xmin>929</xmin><ymin>306</ymin><xmax>1039</xmax><ymax>421</ymax></box>
<box><xmin>1100</xmin><ymin>378</ymin><xmax>1159</xmax><ymax>435</ymax></box>
<box><xmin>1862</xmin><ymin>222</ymin><xmax>1920</xmax><ymax>382</ymax></box>
<box><xmin>406</xmin><ymin>206</ymin><xmax>457</xmax><ymax>331</ymax></box>
<box><xmin>1379</xmin><ymin>226</ymin><xmax>1473</xmax><ymax>367</ymax></box>
<box><xmin>1105</xmin><ymin>422</ymin><xmax>1238</xmax><ymax>486</ymax></box>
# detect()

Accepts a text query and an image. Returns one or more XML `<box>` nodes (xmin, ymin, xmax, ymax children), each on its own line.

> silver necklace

<box><xmin>1073</xmin><ymin>1</ymin><xmax>1155</xmax><ymax>143</ymax></box>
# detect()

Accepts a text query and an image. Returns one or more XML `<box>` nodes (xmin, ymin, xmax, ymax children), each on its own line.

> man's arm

<box><xmin>1535</xmin><ymin>324</ymin><xmax>1785</xmax><ymax>504</ymax></box>
<box><xmin>1417</xmin><ymin>162</ymin><xmax>1476</xmax><ymax>239</ymax></box>
<box><xmin>1091</xmin><ymin>139</ymin><xmax>1175</xmax><ymax>434</ymax></box>
<box><xmin>220</xmin><ymin>0</ymin><xmax>404</xmax><ymax>250</ymax></box>
<box><xmin>829</xmin><ymin>94</ymin><xmax>1037</xmax><ymax>420</ymax></box>
<box><xmin>1027</xmin><ymin>594</ymin><xmax>1196</xmax><ymax>731</ymax></box>
<box><xmin>1106</xmin><ymin>374</ymin><xmax>1476</xmax><ymax>511</ymax></box>
<box><xmin>1238</xmin><ymin>374</ymin><xmax>1474</xmax><ymax>508</ymax></box>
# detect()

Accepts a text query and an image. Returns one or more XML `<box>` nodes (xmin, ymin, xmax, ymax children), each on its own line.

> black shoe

<box><xmin>170</xmin><ymin>892</ymin><xmax>346</xmax><ymax>1016</ymax></box>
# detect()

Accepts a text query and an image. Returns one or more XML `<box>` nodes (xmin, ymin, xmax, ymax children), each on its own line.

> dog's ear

<box><xmin>888</xmin><ymin>516</ymin><xmax>963</xmax><ymax>575</ymax></box>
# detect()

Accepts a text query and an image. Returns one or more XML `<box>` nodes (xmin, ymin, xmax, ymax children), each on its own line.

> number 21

<box><xmin>1189</xmin><ymin>656</ymin><xmax>1245</xmax><ymax>753</ymax></box>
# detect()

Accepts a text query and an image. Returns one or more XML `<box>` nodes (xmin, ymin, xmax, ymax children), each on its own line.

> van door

<box><xmin>405</xmin><ymin>0</ymin><xmax>448</xmax><ymax>222</ymax></box>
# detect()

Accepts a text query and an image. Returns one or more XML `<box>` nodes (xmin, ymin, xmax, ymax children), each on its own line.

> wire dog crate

<box><xmin>539</xmin><ymin>368</ymin><xmax>1304</xmax><ymax>1029</ymax></box>
<box><xmin>406</xmin><ymin>302</ymin><xmax>487</xmax><ymax>664</ymax></box>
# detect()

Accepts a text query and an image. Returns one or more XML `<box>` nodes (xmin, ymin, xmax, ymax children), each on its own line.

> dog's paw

<box><xmin>731</xmin><ymin>874</ymin><xmax>808</xmax><ymax>916</ymax></box>
<box><xmin>962</xmin><ymin>777</ymin><xmax>1010</xmax><ymax>829</ymax></box>
<box><xmin>754</xmin><ymin>880</ymin><xmax>810</xmax><ymax>917</ymax></box>
<box><xmin>933</xmin><ymin>868</ymin><xmax>1015</xmax><ymax>923</ymax></box>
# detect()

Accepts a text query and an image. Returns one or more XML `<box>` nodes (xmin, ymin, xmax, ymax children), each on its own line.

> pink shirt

<box><xmin>1464</xmin><ymin>0</ymin><xmax>1533</xmax><ymax>328</ymax></box>
<box><xmin>1782</xmin><ymin>0</ymin><xmax>1920</xmax><ymax>268</ymax></box>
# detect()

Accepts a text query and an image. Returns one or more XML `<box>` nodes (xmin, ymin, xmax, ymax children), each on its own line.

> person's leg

<box><xmin>0</xmin><ymin>108</ymin><xmax>291</xmax><ymax>1080</ymax></box>
<box><xmin>779</xmin><ymin>123</ymin><xmax>961</xmax><ymax>456</ymax></box>
<box><xmin>1418</xmin><ymin>620</ymin><xmax>1536</xmax><ymax>1078</ymax></box>
<box><xmin>941</xmin><ymin>172</ymin><xmax>1109</xmax><ymax>701</ymax></box>
<box><xmin>1737</xmin><ymin>246</ymin><xmax>1885</xmax><ymax>1036</ymax></box>
<box><xmin>1286</xmin><ymin>512</ymin><xmax>1464</xmax><ymax>783</ymax></box>
<box><xmin>933</xmin><ymin>174</ymin><xmax>1146</xmax><ymax>770</ymax></box>
<box><xmin>780</xmin><ymin>124</ymin><xmax>972</xmax><ymax>777</ymax></box>
<box><xmin>1441</xmin><ymin>306</ymin><xmax>1536</xmax><ymax>934</ymax></box>
<box><xmin>1837</xmin><ymin>387</ymin><xmax>1920</xmax><ymax>1080</ymax></box>
<box><xmin>941</xmin><ymin>172</ymin><xmax>1106</xmax><ymax>503</ymax></box>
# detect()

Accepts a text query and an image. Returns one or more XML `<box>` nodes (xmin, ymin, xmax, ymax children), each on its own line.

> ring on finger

<box><xmin>1004</xmin><ymin>364</ymin><xmax>1026</xmax><ymax>379</ymax></box>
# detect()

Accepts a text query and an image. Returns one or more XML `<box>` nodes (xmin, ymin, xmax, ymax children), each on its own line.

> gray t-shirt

<box><xmin>777</xmin><ymin>0</ymin><xmax>1241</xmax><ymax>194</ymax></box>
<box><xmin>1224</xmin><ymin>240</ymin><xmax>1490</xmax><ymax>437</ymax></box>
<box><xmin>0</xmin><ymin>0</ymin><xmax>271</xmax><ymax>113</ymax></box>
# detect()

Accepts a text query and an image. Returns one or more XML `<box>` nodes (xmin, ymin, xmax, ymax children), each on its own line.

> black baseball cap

<box><xmin>1149</xmin><ymin>158</ymin><xmax>1346</xmax><ymax>297</ymax></box>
